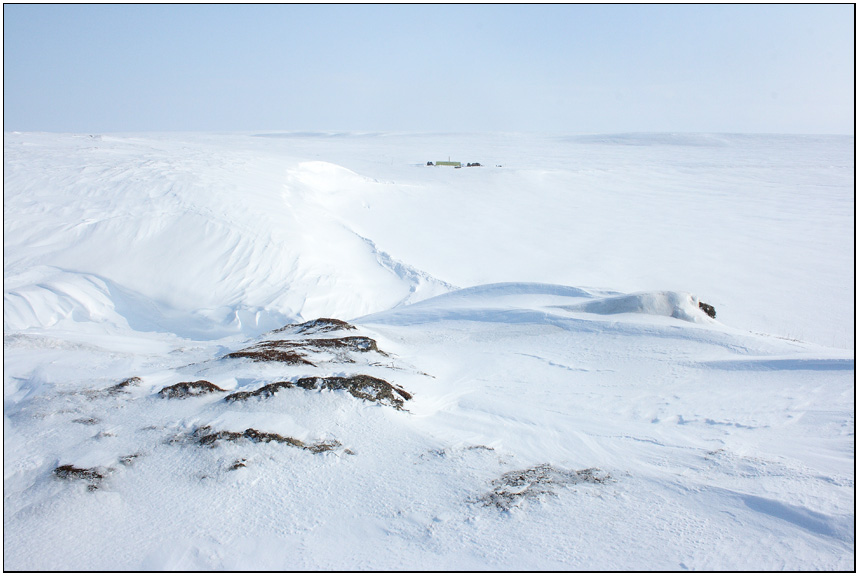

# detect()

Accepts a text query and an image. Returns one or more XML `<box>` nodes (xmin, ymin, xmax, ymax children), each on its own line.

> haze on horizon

<box><xmin>3</xmin><ymin>3</ymin><xmax>855</xmax><ymax>135</ymax></box>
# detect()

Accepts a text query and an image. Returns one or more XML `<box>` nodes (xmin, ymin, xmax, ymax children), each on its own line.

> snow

<box><xmin>3</xmin><ymin>131</ymin><xmax>854</xmax><ymax>570</ymax></box>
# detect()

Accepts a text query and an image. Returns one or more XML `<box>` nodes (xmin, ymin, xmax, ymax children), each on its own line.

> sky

<box><xmin>3</xmin><ymin>4</ymin><xmax>855</xmax><ymax>134</ymax></box>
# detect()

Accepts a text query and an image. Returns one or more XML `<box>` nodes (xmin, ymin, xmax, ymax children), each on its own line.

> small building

<box><xmin>435</xmin><ymin>160</ymin><xmax>461</xmax><ymax>167</ymax></box>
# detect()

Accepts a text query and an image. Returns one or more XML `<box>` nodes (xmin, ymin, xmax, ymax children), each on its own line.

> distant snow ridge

<box><xmin>565</xmin><ymin>133</ymin><xmax>731</xmax><ymax>147</ymax></box>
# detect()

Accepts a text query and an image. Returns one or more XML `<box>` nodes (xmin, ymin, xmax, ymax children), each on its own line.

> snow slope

<box><xmin>3</xmin><ymin>131</ymin><xmax>854</xmax><ymax>570</ymax></box>
<box><xmin>3</xmin><ymin>133</ymin><xmax>454</xmax><ymax>338</ymax></box>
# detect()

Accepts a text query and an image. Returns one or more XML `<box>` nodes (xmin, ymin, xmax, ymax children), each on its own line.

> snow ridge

<box><xmin>353</xmin><ymin>231</ymin><xmax>458</xmax><ymax>308</ymax></box>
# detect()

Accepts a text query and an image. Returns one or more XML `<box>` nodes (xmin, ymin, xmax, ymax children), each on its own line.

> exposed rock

<box><xmin>193</xmin><ymin>425</ymin><xmax>340</xmax><ymax>453</ymax></box>
<box><xmin>194</xmin><ymin>425</ymin><xmax>302</xmax><ymax>447</ymax></box>
<box><xmin>224</xmin><ymin>343</ymin><xmax>315</xmax><ymax>365</ymax></box>
<box><xmin>699</xmin><ymin>301</ymin><xmax>716</xmax><ymax>318</ymax></box>
<box><xmin>305</xmin><ymin>336</ymin><xmax>382</xmax><ymax>354</ymax></box>
<box><xmin>225</xmin><ymin>374</ymin><xmax>409</xmax><ymax>409</ymax></box>
<box><xmin>107</xmin><ymin>376</ymin><xmax>142</xmax><ymax>395</ymax></box>
<box><xmin>243</xmin><ymin>428</ymin><xmax>305</xmax><ymax>446</ymax></box>
<box><xmin>158</xmin><ymin>380</ymin><xmax>226</xmax><ymax>399</ymax></box>
<box><xmin>224</xmin><ymin>381</ymin><xmax>294</xmax><ymax>402</ymax></box>
<box><xmin>480</xmin><ymin>464</ymin><xmax>611</xmax><ymax>511</ymax></box>
<box><xmin>224</xmin><ymin>336</ymin><xmax>384</xmax><ymax>365</ymax></box>
<box><xmin>273</xmin><ymin>317</ymin><xmax>356</xmax><ymax>334</ymax></box>
<box><xmin>53</xmin><ymin>464</ymin><xmax>108</xmax><ymax>491</ymax></box>
<box><xmin>72</xmin><ymin>417</ymin><xmax>99</xmax><ymax>425</ymax></box>
<box><xmin>196</xmin><ymin>429</ymin><xmax>244</xmax><ymax>445</ymax></box>
<box><xmin>258</xmin><ymin>336</ymin><xmax>382</xmax><ymax>354</ymax></box>
<box><xmin>118</xmin><ymin>453</ymin><xmax>141</xmax><ymax>467</ymax></box>
<box><xmin>295</xmin><ymin>375</ymin><xmax>411</xmax><ymax>409</ymax></box>
<box><xmin>428</xmin><ymin>445</ymin><xmax>495</xmax><ymax>459</ymax></box>
<box><xmin>81</xmin><ymin>376</ymin><xmax>142</xmax><ymax>400</ymax></box>
<box><xmin>307</xmin><ymin>441</ymin><xmax>342</xmax><ymax>454</ymax></box>
<box><xmin>53</xmin><ymin>464</ymin><xmax>104</xmax><ymax>481</ymax></box>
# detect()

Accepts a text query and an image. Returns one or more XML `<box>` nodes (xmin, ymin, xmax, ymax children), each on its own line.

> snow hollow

<box><xmin>3</xmin><ymin>131</ymin><xmax>854</xmax><ymax>570</ymax></box>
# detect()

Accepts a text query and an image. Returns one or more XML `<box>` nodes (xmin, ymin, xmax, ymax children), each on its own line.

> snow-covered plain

<box><xmin>3</xmin><ymin>131</ymin><xmax>854</xmax><ymax>570</ymax></box>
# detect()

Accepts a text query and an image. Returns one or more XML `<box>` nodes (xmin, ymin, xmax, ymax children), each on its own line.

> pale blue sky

<box><xmin>3</xmin><ymin>4</ymin><xmax>854</xmax><ymax>134</ymax></box>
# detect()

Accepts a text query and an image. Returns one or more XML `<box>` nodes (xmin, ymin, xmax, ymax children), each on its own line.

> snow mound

<box><xmin>557</xmin><ymin>290</ymin><xmax>714</xmax><ymax>323</ymax></box>
<box><xmin>411</xmin><ymin>282</ymin><xmax>601</xmax><ymax>304</ymax></box>
<box><xmin>357</xmin><ymin>283</ymin><xmax>713</xmax><ymax>327</ymax></box>
<box><xmin>363</xmin><ymin>282</ymin><xmax>607</xmax><ymax>314</ymax></box>
<box><xmin>3</xmin><ymin>266</ymin><xmax>126</xmax><ymax>331</ymax></box>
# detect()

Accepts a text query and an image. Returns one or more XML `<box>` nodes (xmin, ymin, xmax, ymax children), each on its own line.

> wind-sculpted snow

<box><xmin>405</xmin><ymin>282</ymin><xmax>604</xmax><ymax>304</ymax></box>
<box><xmin>4</xmin><ymin>268</ymin><xmax>114</xmax><ymax>330</ymax></box>
<box><xmin>3</xmin><ymin>134</ymin><xmax>453</xmax><ymax>337</ymax></box>
<box><xmin>557</xmin><ymin>290</ymin><xmax>711</xmax><ymax>323</ymax></box>
<box><xmin>3</xmin><ymin>132</ymin><xmax>854</xmax><ymax>570</ymax></box>
<box><xmin>356</xmin><ymin>283</ymin><xmax>715</xmax><ymax>332</ymax></box>
<box><xmin>737</xmin><ymin>493</ymin><xmax>855</xmax><ymax>542</ymax></box>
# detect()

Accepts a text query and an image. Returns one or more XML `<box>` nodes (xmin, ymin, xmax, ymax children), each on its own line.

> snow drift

<box><xmin>558</xmin><ymin>290</ymin><xmax>711</xmax><ymax>323</ymax></box>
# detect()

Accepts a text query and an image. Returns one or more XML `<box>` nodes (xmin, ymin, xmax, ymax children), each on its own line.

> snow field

<box><xmin>3</xmin><ymin>131</ymin><xmax>854</xmax><ymax>570</ymax></box>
